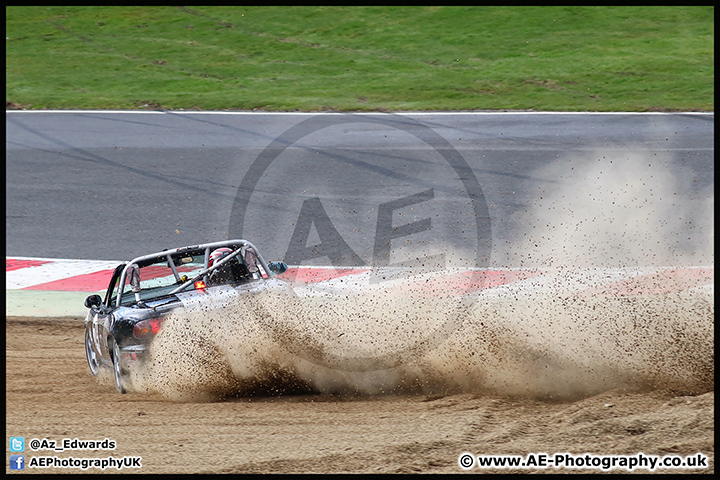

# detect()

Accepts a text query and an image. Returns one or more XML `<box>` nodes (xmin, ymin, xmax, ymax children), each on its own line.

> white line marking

<box><xmin>9</xmin><ymin>256</ymin><xmax>122</xmax><ymax>263</ymax></box>
<box><xmin>6</xmin><ymin>110</ymin><xmax>714</xmax><ymax>116</ymax></box>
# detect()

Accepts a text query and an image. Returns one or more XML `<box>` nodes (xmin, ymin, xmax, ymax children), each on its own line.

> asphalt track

<box><xmin>6</xmin><ymin>111</ymin><xmax>714</xmax><ymax>316</ymax></box>
<box><xmin>6</xmin><ymin>111</ymin><xmax>714</xmax><ymax>262</ymax></box>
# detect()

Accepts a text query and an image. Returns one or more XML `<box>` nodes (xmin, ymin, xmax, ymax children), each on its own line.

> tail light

<box><xmin>133</xmin><ymin>318</ymin><xmax>164</xmax><ymax>338</ymax></box>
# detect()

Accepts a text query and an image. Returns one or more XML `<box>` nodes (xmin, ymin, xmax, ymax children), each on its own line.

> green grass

<box><xmin>5</xmin><ymin>6</ymin><xmax>714</xmax><ymax>111</ymax></box>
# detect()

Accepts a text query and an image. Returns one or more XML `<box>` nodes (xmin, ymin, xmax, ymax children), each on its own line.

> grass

<box><xmin>5</xmin><ymin>6</ymin><xmax>714</xmax><ymax>112</ymax></box>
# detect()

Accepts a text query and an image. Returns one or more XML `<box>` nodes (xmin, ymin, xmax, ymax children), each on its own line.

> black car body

<box><xmin>83</xmin><ymin>239</ymin><xmax>290</xmax><ymax>393</ymax></box>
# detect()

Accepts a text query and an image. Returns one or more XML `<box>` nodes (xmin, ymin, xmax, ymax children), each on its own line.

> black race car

<box><xmin>83</xmin><ymin>239</ymin><xmax>290</xmax><ymax>393</ymax></box>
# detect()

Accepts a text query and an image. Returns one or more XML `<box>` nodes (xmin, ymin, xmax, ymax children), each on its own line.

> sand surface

<box><xmin>6</xmin><ymin>315</ymin><xmax>713</xmax><ymax>474</ymax></box>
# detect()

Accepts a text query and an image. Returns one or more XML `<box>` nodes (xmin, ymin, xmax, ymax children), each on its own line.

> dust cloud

<box><xmin>130</xmin><ymin>148</ymin><xmax>712</xmax><ymax>402</ymax></box>
<box><xmin>498</xmin><ymin>147</ymin><xmax>713</xmax><ymax>269</ymax></box>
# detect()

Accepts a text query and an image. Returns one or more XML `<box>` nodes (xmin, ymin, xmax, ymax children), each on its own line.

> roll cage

<box><xmin>105</xmin><ymin>239</ymin><xmax>276</xmax><ymax>308</ymax></box>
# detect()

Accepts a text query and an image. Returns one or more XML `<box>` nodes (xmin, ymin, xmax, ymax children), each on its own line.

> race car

<box><xmin>83</xmin><ymin>239</ymin><xmax>290</xmax><ymax>394</ymax></box>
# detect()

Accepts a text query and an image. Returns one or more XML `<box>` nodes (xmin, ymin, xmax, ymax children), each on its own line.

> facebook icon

<box><xmin>10</xmin><ymin>455</ymin><xmax>25</xmax><ymax>470</ymax></box>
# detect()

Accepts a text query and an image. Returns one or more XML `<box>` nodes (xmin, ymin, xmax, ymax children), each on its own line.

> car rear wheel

<box><xmin>110</xmin><ymin>338</ymin><xmax>127</xmax><ymax>394</ymax></box>
<box><xmin>85</xmin><ymin>327</ymin><xmax>100</xmax><ymax>376</ymax></box>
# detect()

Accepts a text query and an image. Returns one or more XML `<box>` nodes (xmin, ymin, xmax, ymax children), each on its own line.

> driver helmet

<box><xmin>209</xmin><ymin>247</ymin><xmax>233</xmax><ymax>268</ymax></box>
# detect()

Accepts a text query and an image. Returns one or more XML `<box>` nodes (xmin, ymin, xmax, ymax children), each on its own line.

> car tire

<box><xmin>85</xmin><ymin>326</ymin><xmax>100</xmax><ymax>377</ymax></box>
<box><xmin>110</xmin><ymin>338</ymin><xmax>127</xmax><ymax>394</ymax></box>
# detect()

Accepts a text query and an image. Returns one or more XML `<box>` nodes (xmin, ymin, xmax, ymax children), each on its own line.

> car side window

<box><xmin>105</xmin><ymin>263</ymin><xmax>126</xmax><ymax>306</ymax></box>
